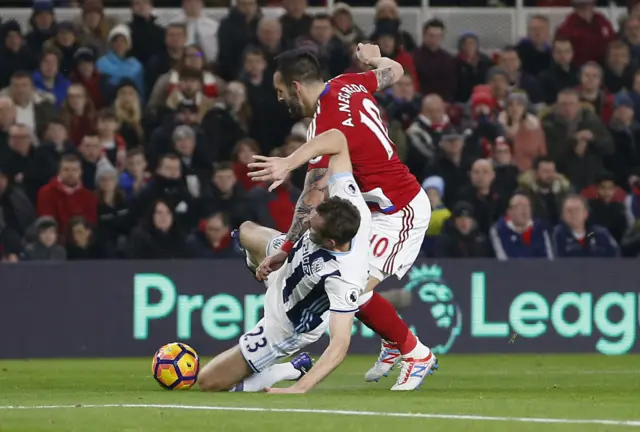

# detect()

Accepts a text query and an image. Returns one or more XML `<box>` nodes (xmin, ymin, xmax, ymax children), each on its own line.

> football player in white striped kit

<box><xmin>197</xmin><ymin>144</ymin><xmax>371</xmax><ymax>394</ymax></box>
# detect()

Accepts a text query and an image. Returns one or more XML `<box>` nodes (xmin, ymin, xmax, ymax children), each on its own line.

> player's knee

<box><xmin>197</xmin><ymin>372</ymin><xmax>228</xmax><ymax>392</ymax></box>
<box><xmin>239</xmin><ymin>221</ymin><xmax>258</xmax><ymax>236</ymax></box>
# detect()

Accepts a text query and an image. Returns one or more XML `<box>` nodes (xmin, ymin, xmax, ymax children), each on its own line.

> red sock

<box><xmin>356</xmin><ymin>292</ymin><xmax>418</xmax><ymax>355</ymax></box>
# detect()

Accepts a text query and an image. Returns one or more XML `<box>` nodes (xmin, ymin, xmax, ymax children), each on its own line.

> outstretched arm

<box><xmin>286</xmin><ymin>129</ymin><xmax>348</xmax><ymax>172</ymax></box>
<box><xmin>356</xmin><ymin>43</ymin><xmax>404</xmax><ymax>91</ymax></box>
<box><xmin>248</xmin><ymin>129</ymin><xmax>348</xmax><ymax>187</ymax></box>
<box><xmin>285</xmin><ymin>167</ymin><xmax>329</xmax><ymax>244</ymax></box>
<box><xmin>252</xmin><ymin>166</ymin><xmax>328</xmax><ymax>281</ymax></box>
<box><xmin>265</xmin><ymin>310</ymin><xmax>354</xmax><ymax>394</ymax></box>
<box><xmin>255</xmin><ymin>129</ymin><xmax>352</xmax><ymax>241</ymax></box>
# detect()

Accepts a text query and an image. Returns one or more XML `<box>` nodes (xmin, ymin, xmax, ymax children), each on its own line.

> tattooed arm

<box><xmin>371</xmin><ymin>61</ymin><xmax>404</xmax><ymax>91</ymax></box>
<box><xmin>285</xmin><ymin>167</ymin><xmax>329</xmax><ymax>243</ymax></box>
<box><xmin>355</xmin><ymin>43</ymin><xmax>404</xmax><ymax>91</ymax></box>
<box><xmin>254</xmin><ymin>166</ymin><xmax>329</xmax><ymax>281</ymax></box>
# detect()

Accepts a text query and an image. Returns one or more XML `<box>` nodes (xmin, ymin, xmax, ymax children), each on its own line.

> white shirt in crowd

<box><xmin>172</xmin><ymin>11</ymin><xmax>219</xmax><ymax>64</ymax></box>
<box><xmin>16</xmin><ymin>102</ymin><xmax>35</xmax><ymax>134</ymax></box>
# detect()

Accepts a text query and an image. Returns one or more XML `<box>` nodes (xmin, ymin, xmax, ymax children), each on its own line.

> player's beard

<box><xmin>285</xmin><ymin>97</ymin><xmax>305</xmax><ymax>119</ymax></box>
<box><xmin>284</xmin><ymin>87</ymin><xmax>306</xmax><ymax>119</ymax></box>
<box><xmin>309</xmin><ymin>231</ymin><xmax>324</xmax><ymax>247</ymax></box>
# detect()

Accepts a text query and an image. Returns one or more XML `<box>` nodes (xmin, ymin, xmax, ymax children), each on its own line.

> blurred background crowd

<box><xmin>1</xmin><ymin>0</ymin><xmax>640</xmax><ymax>262</ymax></box>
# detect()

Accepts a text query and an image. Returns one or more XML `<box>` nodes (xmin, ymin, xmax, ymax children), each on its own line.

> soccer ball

<box><xmin>152</xmin><ymin>342</ymin><xmax>200</xmax><ymax>390</ymax></box>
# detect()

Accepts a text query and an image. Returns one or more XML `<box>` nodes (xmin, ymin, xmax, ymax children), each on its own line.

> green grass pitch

<box><xmin>0</xmin><ymin>354</ymin><xmax>639</xmax><ymax>432</ymax></box>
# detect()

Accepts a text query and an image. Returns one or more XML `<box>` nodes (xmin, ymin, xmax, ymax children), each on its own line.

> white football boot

<box><xmin>364</xmin><ymin>341</ymin><xmax>402</xmax><ymax>382</ymax></box>
<box><xmin>390</xmin><ymin>352</ymin><xmax>439</xmax><ymax>391</ymax></box>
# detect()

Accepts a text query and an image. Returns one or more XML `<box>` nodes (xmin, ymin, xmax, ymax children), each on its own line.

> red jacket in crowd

<box><xmin>66</xmin><ymin>113</ymin><xmax>96</xmax><ymax>147</ymax></box>
<box><xmin>267</xmin><ymin>186</ymin><xmax>296</xmax><ymax>234</ymax></box>
<box><xmin>555</xmin><ymin>11</ymin><xmax>615</xmax><ymax>67</ymax></box>
<box><xmin>71</xmin><ymin>71</ymin><xmax>107</xmax><ymax>110</ymax></box>
<box><xmin>37</xmin><ymin>178</ymin><xmax>98</xmax><ymax>234</ymax></box>
<box><xmin>233</xmin><ymin>162</ymin><xmax>258</xmax><ymax>191</ymax></box>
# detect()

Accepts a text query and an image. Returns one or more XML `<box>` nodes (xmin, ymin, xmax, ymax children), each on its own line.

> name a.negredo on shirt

<box><xmin>336</xmin><ymin>84</ymin><xmax>368</xmax><ymax>127</ymax></box>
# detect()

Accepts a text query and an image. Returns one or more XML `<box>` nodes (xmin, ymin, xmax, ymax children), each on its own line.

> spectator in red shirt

<box><xmin>37</xmin><ymin>152</ymin><xmax>98</xmax><ymax>235</ymax></box>
<box><xmin>60</xmin><ymin>83</ymin><xmax>96</xmax><ymax>147</ymax></box>
<box><xmin>232</xmin><ymin>137</ymin><xmax>260</xmax><ymax>192</ymax></box>
<box><xmin>187</xmin><ymin>212</ymin><xmax>242</xmax><ymax>259</ymax></box>
<box><xmin>577</xmin><ymin>61</ymin><xmax>614</xmax><ymax>124</ymax></box>
<box><xmin>555</xmin><ymin>0</ymin><xmax>615</xmax><ymax>67</ymax></box>
<box><xmin>70</xmin><ymin>47</ymin><xmax>112</xmax><ymax>109</ymax></box>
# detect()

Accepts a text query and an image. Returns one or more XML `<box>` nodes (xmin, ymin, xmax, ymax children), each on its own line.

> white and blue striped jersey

<box><xmin>267</xmin><ymin>173</ymin><xmax>372</xmax><ymax>334</ymax></box>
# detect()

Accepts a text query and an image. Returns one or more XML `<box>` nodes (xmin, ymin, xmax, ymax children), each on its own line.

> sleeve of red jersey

<box><xmin>352</xmin><ymin>71</ymin><xmax>378</xmax><ymax>94</ymax></box>
<box><xmin>306</xmin><ymin>154</ymin><xmax>330</xmax><ymax>172</ymax></box>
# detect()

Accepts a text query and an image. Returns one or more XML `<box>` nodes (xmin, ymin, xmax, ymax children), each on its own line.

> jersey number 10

<box><xmin>359</xmin><ymin>98</ymin><xmax>395</xmax><ymax>160</ymax></box>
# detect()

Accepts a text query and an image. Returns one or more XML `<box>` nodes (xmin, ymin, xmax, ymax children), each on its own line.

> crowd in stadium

<box><xmin>0</xmin><ymin>0</ymin><xmax>640</xmax><ymax>262</ymax></box>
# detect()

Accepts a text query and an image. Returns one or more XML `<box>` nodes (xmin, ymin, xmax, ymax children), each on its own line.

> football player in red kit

<box><xmin>249</xmin><ymin>44</ymin><xmax>437</xmax><ymax>391</ymax></box>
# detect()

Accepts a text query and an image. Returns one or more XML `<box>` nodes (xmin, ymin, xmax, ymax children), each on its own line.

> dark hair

<box><xmin>166</xmin><ymin>22</ymin><xmax>187</xmax><ymax>33</ymax></box>
<box><xmin>553</xmin><ymin>37</ymin><xmax>572</xmax><ymax>48</ymax></box>
<box><xmin>149</xmin><ymin>198</ymin><xmax>176</xmax><ymax>229</ymax></box>
<box><xmin>67</xmin><ymin>215</ymin><xmax>93</xmax><ymax>240</ymax></box>
<box><xmin>423</xmin><ymin>18</ymin><xmax>445</xmax><ymax>33</ymax></box>
<box><xmin>275</xmin><ymin>48</ymin><xmax>323</xmax><ymax>85</ymax></box>
<box><xmin>97</xmin><ymin>108</ymin><xmax>118</xmax><ymax>122</ymax></box>
<box><xmin>45</xmin><ymin>117</ymin><xmax>66</xmax><ymax>129</ymax></box>
<box><xmin>159</xmin><ymin>153</ymin><xmax>181</xmax><ymax>166</ymax></box>
<box><xmin>312</xmin><ymin>12</ymin><xmax>332</xmax><ymax>23</ymax></box>
<box><xmin>533</xmin><ymin>156</ymin><xmax>555</xmax><ymax>170</ymax></box>
<box><xmin>231</xmin><ymin>137</ymin><xmax>260</xmax><ymax>162</ymax></box>
<box><xmin>11</xmin><ymin>70</ymin><xmax>33</xmax><ymax>82</ymax></box>
<box><xmin>127</xmin><ymin>146</ymin><xmax>145</xmax><ymax>158</ymax></box>
<box><xmin>557</xmin><ymin>87</ymin><xmax>580</xmax><ymax>99</ymax></box>
<box><xmin>243</xmin><ymin>46</ymin><xmax>265</xmax><ymax>60</ymax></box>
<box><xmin>179</xmin><ymin>66</ymin><xmax>202</xmax><ymax>81</ymax></box>
<box><xmin>501</xmin><ymin>45</ymin><xmax>518</xmax><ymax>54</ymax></box>
<box><xmin>185</xmin><ymin>43</ymin><xmax>203</xmax><ymax>54</ymax></box>
<box><xmin>596</xmin><ymin>171</ymin><xmax>615</xmax><ymax>184</ymax></box>
<box><xmin>315</xmin><ymin>196</ymin><xmax>361</xmax><ymax>245</ymax></box>
<box><xmin>205</xmin><ymin>211</ymin><xmax>230</xmax><ymax>227</ymax></box>
<box><xmin>60</xmin><ymin>153</ymin><xmax>81</xmax><ymax>165</ymax></box>
<box><xmin>607</xmin><ymin>39</ymin><xmax>629</xmax><ymax>60</ymax></box>
<box><xmin>213</xmin><ymin>161</ymin><xmax>234</xmax><ymax>173</ymax></box>
<box><xmin>40</xmin><ymin>46</ymin><xmax>62</xmax><ymax>63</ymax></box>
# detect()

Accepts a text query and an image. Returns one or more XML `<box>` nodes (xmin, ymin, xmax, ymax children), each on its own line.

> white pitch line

<box><xmin>0</xmin><ymin>404</ymin><xmax>639</xmax><ymax>428</ymax></box>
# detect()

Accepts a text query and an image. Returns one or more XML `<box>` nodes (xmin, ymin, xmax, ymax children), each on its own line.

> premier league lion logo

<box><xmin>402</xmin><ymin>265</ymin><xmax>462</xmax><ymax>355</ymax></box>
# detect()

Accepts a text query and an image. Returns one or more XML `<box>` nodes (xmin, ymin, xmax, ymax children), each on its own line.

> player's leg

<box><xmin>230</xmin><ymin>353</ymin><xmax>312</xmax><ymax>392</ymax></box>
<box><xmin>236</xmin><ymin>221</ymin><xmax>283</xmax><ymax>272</ymax></box>
<box><xmin>232</xmin><ymin>309</ymin><xmax>329</xmax><ymax>392</ymax></box>
<box><xmin>359</xmin><ymin>191</ymin><xmax>436</xmax><ymax>389</ymax></box>
<box><xmin>197</xmin><ymin>345</ymin><xmax>253</xmax><ymax>391</ymax></box>
<box><xmin>198</xmin><ymin>319</ymin><xmax>311</xmax><ymax>392</ymax></box>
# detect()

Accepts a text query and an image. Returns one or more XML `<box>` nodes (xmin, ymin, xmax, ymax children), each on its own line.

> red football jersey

<box><xmin>306</xmin><ymin>71</ymin><xmax>420</xmax><ymax>214</ymax></box>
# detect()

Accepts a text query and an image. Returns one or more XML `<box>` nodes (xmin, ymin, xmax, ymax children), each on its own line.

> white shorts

<box><xmin>239</xmin><ymin>258</ymin><xmax>327</xmax><ymax>373</ymax></box>
<box><xmin>368</xmin><ymin>189</ymin><xmax>431</xmax><ymax>281</ymax></box>
<box><xmin>265</xmin><ymin>234</ymin><xmax>286</xmax><ymax>257</ymax></box>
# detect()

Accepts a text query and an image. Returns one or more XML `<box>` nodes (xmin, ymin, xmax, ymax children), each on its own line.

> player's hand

<box><xmin>248</xmin><ymin>155</ymin><xmax>291</xmax><ymax>191</ymax></box>
<box><xmin>264</xmin><ymin>386</ymin><xmax>307</xmax><ymax>394</ymax></box>
<box><xmin>356</xmin><ymin>42</ymin><xmax>381</xmax><ymax>66</ymax></box>
<box><xmin>256</xmin><ymin>250</ymin><xmax>287</xmax><ymax>281</ymax></box>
